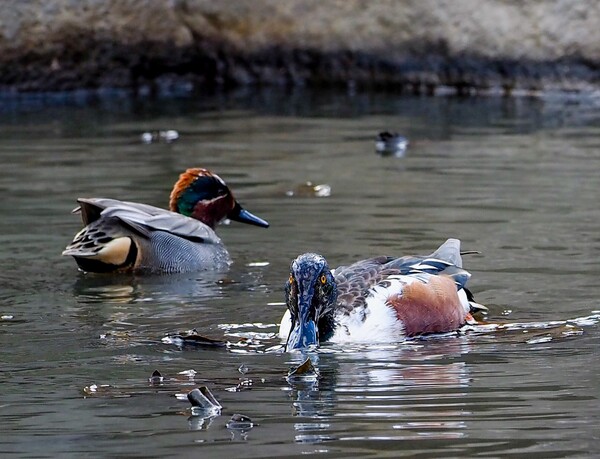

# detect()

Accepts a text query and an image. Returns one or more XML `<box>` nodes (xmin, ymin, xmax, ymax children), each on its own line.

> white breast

<box><xmin>278</xmin><ymin>277</ymin><xmax>407</xmax><ymax>345</ymax></box>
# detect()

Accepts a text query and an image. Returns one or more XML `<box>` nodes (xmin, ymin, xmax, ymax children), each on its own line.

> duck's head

<box><xmin>169</xmin><ymin>168</ymin><xmax>269</xmax><ymax>229</ymax></box>
<box><xmin>284</xmin><ymin>253</ymin><xmax>338</xmax><ymax>351</ymax></box>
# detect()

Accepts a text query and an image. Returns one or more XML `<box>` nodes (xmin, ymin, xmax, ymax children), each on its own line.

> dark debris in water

<box><xmin>163</xmin><ymin>329</ymin><xmax>228</xmax><ymax>348</ymax></box>
<box><xmin>187</xmin><ymin>386</ymin><xmax>222</xmax><ymax>413</ymax></box>
<box><xmin>226</xmin><ymin>413</ymin><xmax>255</xmax><ymax>430</ymax></box>
<box><xmin>83</xmin><ymin>367</ymin><xmax>200</xmax><ymax>399</ymax></box>
<box><xmin>287</xmin><ymin>357</ymin><xmax>320</xmax><ymax>381</ymax></box>
<box><xmin>225</xmin><ymin>378</ymin><xmax>253</xmax><ymax>392</ymax></box>
<box><xmin>148</xmin><ymin>369</ymin><xmax>164</xmax><ymax>384</ymax></box>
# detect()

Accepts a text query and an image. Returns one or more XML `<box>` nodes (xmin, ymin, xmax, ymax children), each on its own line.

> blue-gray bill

<box><xmin>285</xmin><ymin>318</ymin><xmax>318</xmax><ymax>351</ymax></box>
<box><xmin>229</xmin><ymin>205</ymin><xmax>270</xmax><ymax>228</ymax></box>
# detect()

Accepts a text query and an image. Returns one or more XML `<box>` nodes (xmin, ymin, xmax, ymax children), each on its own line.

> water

<box><xmin>1</xmin><ymin>90</ymin><xmax>599</xmax><ymax>457</ymax></box>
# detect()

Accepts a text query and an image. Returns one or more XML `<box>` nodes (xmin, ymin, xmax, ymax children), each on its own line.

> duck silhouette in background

<box><xmin>375</xmin><ymin>131</ymin><xmax>409</xmax><ymax>156</ymax></box>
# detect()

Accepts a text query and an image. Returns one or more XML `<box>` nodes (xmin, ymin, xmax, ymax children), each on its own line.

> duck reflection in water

<box><xmin>69</xmin><ymin>270</ymin><xmax>227</xmax><ymax>347</ymax></box>
<box><xmin>285</xmin><ymin>337</ymin><xmax>473</xmax><ymax>444</ymax></box>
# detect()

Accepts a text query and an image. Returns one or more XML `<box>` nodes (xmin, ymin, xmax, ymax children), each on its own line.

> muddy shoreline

<box><xmin>3</xmin><ymin>39</ymin><xmax>598</xmax><ymax>96</ymax></box>
<box><xmin>2</xmin><ymin>1</ymin><xmax>600</xmax><ymax>96</ymax></box>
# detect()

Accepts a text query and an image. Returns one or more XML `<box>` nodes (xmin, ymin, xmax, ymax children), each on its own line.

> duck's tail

<box><xmin>463</xmin><ymin>286</ymin><xmax>488</xmax><ymax>315</ymax></box>
<box><xmin>430</xmin><ymin>238</ymin><xmax>463</xmax><ymax>268</ymax></box>
<box><xmin>431</xmin><ymin>239</ymin><xmax>488</xmax><ymax>316</ymax></box>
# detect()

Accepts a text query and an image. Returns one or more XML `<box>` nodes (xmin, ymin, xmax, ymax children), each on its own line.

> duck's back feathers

<box><xmin>324</xmin><ymin>239</ymin><xmax>475</xmax><ymax>341</ymax></box>
<box><xmin>333</xmin><ymin>239</ymin><xmax>470</xmax><ymax>315</ymax></box>
<box><xmin>334</xmin><ymin>256</ymin><xmax>391</xmax><ymax>314</ymax></box>
<box><xmin>73</xmin><ymin>198</ymin><xmax>221</xmax><ymax>244</ymax></box>
<box><xmin>75</xmin><ymin>198</ymin><xmax>165</xmax><ymax>224</ymax></box>
<box><xmin>64</xmin><ymin>198</ymin><xmax>228</xmax><ymax>273</ymax></box>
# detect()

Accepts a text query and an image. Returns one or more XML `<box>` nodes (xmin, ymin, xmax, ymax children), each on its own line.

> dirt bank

<box><xmin>2</xmin><ymin>0</ymin><xmax>599</xmax><ymax>94</ymax></box>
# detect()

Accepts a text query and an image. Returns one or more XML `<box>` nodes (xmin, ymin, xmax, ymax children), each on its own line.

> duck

<box><xmin>62</xmin><ymin>168</ymin><xmax>269</xmax><ymax>274</ymax></box>
<box><xmin>375</xmin><ymin>131</ymin><xmax>409</xmax><ymax>156</ymax></box>
<box><xmin>279</xmin><ymin>239</ymin><xmax>485</xmax><ymax>351</ymax></box>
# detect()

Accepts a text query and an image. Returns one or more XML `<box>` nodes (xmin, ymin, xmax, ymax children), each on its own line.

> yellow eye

<box><xmin>320</xmin><ymin>274</ymin><xmax>327</xmax><ymax>284</ymax></box>
<box><xmin>289</xmin><ymin>275</ymin><xmax>294</xmax><ymax>284</ymax></box>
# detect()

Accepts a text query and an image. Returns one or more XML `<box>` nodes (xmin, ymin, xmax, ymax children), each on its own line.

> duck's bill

<box><xmin>285</xmin><ymin>318</ymin><xmax>318</xmax><ymax>351</ymax></box>
<box><xmin>229</xmin><ymin>203</ymin><xmax>269</xmax><ymax>228</ymax></box>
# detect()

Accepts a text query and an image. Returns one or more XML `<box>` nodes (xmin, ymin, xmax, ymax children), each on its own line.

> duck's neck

<box><xmin>188</xmin><ymin>202</ymin><xmax>220</xmax><ymax>229</ymax></box>
<box><xmin>317</xmin><ymin>308</ymin><xmax>336</xmax><ymax>342</ymax></box>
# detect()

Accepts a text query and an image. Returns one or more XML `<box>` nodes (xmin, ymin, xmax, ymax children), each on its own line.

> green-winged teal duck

<box><xmin>63</xmin><ymin>168</ymin><xmax>269</xmax><ymax>273</ymax></box>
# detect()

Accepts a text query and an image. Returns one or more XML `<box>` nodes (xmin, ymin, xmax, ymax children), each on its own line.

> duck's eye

<box><xmin>320</xmin><ymin>274</ymin><xmax>327</xmax><ymax>285</ymax></box>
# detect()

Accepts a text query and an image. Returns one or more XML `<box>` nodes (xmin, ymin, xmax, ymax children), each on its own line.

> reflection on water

<box><xmin>71</xmin><ymin>272</ymin><xmax>227</xmax><ymax>305</ymax></box>
<box><xmin>286</xmin><ymin>340</ymin><xmax>474</xmax><ymax>445</ymax></box>
<box><xmin>1</xmin><ymin>90</ymin><xmax>600</xmax><ymax>457</ymax></box>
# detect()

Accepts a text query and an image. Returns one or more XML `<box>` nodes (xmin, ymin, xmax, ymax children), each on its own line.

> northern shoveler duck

<box><xmin>62</xmin><ymin>168</ymin><xmax>269</xmax><ymax>273</ymax></box>
<box><xmin>375</xmin><ymin>131</ymin><xmax>409</xmax><ymax>156</ymax></box>
<box><xmin>279</xmin><ymin>239</ymin><xmax>484</xmax><ymax>351</ymax></box>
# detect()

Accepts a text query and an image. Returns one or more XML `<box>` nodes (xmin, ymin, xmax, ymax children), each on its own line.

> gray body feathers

<box><xmin>63</xmin><ymin>198</ymin><xmax>231</xmax><ymax>273</ymax></box>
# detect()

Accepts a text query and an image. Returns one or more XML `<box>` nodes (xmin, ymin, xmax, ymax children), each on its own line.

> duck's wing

<box><xmin>74</xmin><ymin>198</ymin><xmax>167</xmax><ymax>224</ymax></box>
<box><xmin>333</xmin><ymin>256</ymin><xmax>393</xmax><ymax>314</ymax></box>
<box><xmin>385</xmin><ymin>240</ymin><xmax>486</xmax><ymax>314</ymax></box>
<box><xmin>72</xmin><ymin>198</ymin><xmax>221</xmax><ymax>244</ymax></box>
<box><xmin>383</xmin><ymin>239</ymin><xmax>471</xmax><ymax>289</ymax></box>
<box><xmin>429</xmin><ymin>238</ymin><xmax>463</xmax><ymax>268</ymax></box>
<box><xmin>333</xmin><ymin>239</ymin><xmax>472</xmax><ymax>314</ymax></box>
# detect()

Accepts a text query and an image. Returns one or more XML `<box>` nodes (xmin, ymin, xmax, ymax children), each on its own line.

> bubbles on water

<box><xmin>568</xmin><ymin>312</ymin><xmax>600</xmax><ymax>327</ymax></box>
<box><xmin>526</xmin><ymin>336</ymin><xmax>553</xmax><ymax>344</ymax></box>
<box><xmin>178</xmin><ymin>369</ymin><xmax>197</xmax><ymax>378</ymax></box>
<box><xmin>285</xmin><ymin>181</ymin><xmax>332</xmax><ymax>198</ymax></box>
<box><xmin>140</xmin><ymin>130</ymin><xmax>179</xmax><ymax>143</ymax></box>
<box><xmin>225</xmin><ymin>378</ymin><xmax>253</xmax><ymax>392</ymax></box>
<box><xmin>247</xmin><ymin>261</ymin><xmax>270</xmax><ymax>267</ymax></box>
<box><xmin>82</xmin><ymin>383</ymin><xmax>113</xmax><ymax>396</ymax></box>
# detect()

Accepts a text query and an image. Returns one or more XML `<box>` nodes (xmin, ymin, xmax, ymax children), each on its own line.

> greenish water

<box><xmin>1</xmin><ymin>90</ymin><xmax>599</xmax><ymax>457</ymax></box>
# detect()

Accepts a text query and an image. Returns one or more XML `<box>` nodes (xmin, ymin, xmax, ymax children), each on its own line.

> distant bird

<box><xmin>280</xmin><ymin>239</ymin><xmax>484</xmax><ymax>350</ymax></box>
<box><xmin>63</xmin><ymin>168</ymin><xmax>269</xmax><ymax>273</ymax></box>
<box><xmin>375</xmin><ymin>131</ymin><xmax>409</xmax><ymax>156</ymax></box>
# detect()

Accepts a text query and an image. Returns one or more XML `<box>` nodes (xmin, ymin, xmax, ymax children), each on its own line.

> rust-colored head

<box><xmin>169</xmin><ymin>168</ymin><xmax>269</xmax><ymax>229</ymax></box>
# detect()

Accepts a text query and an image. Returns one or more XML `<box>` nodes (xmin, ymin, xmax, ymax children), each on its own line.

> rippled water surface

<box><xmin>1</xmin><ymin>90</ymin><xmax>599</xmax><ymax>457</ymax></box>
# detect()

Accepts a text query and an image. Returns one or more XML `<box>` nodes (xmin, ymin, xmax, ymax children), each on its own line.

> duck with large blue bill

<box><xmin>63</xmin><ymin>168</ymin><xmax>269</xmax><ymax>273</ymax></box>
<box><xmin>279</xmin><ymin>239</ymin><xmax>485</xmax><ymax>351</ymax></box>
